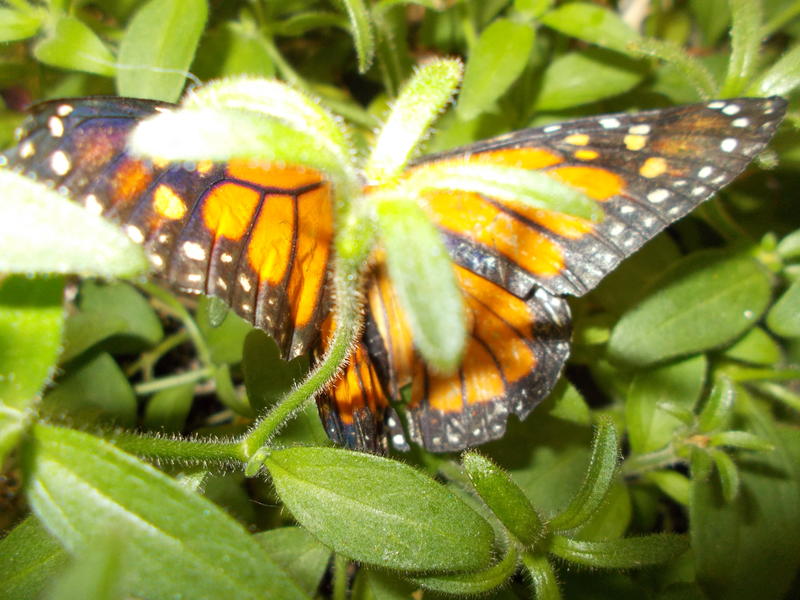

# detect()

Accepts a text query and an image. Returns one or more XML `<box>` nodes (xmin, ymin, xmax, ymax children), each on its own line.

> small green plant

<box><xmin>1</xmin><ymin>1</ymin><xmax>799</xmax><ymax>599</ymax></box>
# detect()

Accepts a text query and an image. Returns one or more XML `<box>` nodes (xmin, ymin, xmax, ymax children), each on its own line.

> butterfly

<box><xmin>3</xmin><ymin>95</ymin><xmax>786</xmax><ymax>453</ymax></box>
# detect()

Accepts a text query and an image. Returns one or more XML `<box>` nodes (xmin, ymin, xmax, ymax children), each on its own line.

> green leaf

<box><xmin>722</xmin><ymin>327</ymin><xmax>782</xmax><ymax>365</ymax></box>
<box><xmin>776</xmin><ymin>228</ymin><xmax>800</xmax><ymax>261</ymax></box>
<box><xmin>411</xmin><ymin>543</ymin><xmax>518</xmax><ymax>594</ymax></box>
<box><xmin>691</xmin><ymin>396</ymin><xmax>800</xmax><ymax>600</ymax></box>
<box><xmin>243</xmin><ymin>329</ymin><xmax>309</xmax><ymax>413</ymax></box>
<box><xmin>750</xmin><ymin>43</ymin><xmax>800</xmax><ymax>97</ymax></box>
<box><xmin>129</xmin><ymin>107</ymin><xmax>350</xmax><ymax>188</ymax></box>
<box><xmin>0</xmin><ymin>8</ymin><xmax>43</xmax><ymax>42</ymax></box>
<box><xmin>117</xmin><ymin>0</ymin><xmax>208</xmax><ymax>101</ymax></box>
<box><xmin>0</xmin><ymin>517</ymin><xmax>69</xmax><ymax>600</ymax></box>
<box><xmin>352</xmin><ymin>569</ymin><xmax>419</xmax><ymax>600</ymax></box>
<box><xmin>549</xmin><ymin>534</ymin><xmax>689</xmax><ymax>568</ymax></box>
<box><xmin>62</xmin><ymin>281</ymin><xmax>163</xmax><ymax>362</ymax></box>
<box><xmin>720</xmin><ymin>0</ymin><xmax>762</xmax><ymax>97</ymax></box>
<box><xmin>549</xmin><ymin>418</ymin><xmax>619</xmax><ymax>532</ymax></box>
<box><xmin>708</xmin><ymin>430</ymin><xmax>775</xmax><ymax>452</ymax></box>
<box><xmin>709</xmin><ymin>448</ymin><xmax>740</xmax><ymax>502</ymax></box>
<box><xmin>626</xmin><ymin>355</ymin><xmax>707</xmax><ymax>453</ymax></box>
<box><xmin>339</xmin><ymin>0</ymin><xmax>375</xmax><ymax>73</ymax></box>
<box><xmin>766</xmin><ymin>280</ymin><xmax>800</xmax><ymax>338</ymax></box>
<box><xmin>571</xmin><ymin>481</ymin><xmax>632</xmax><ymax>541</ymax></box>
<box><xmin>629</xmin><ymin>37</ymin><xmax>717</xmax><ymax>99</ymax></box>
<box><xmin>698</xmin><ymin>377</ymin><xmax>735</xmax><ymax>433</ymax></box>
<box><xmin>366</xmin><ymin>58</ymin><xmax>462</xmax><ymax>182</ymax></box>
<box><xmin>534</xmin><ymin>49</ymin><xmax>644</xmax><ymax>111</ymax></box>
<box><xmin>405</xmin><ymin>162</ymin><xmax>602</xmax><ymax>221</ymax></box>
<box><xmin>0</xmin><ymin>276</ymin><xmax>64</xmax><ymax>462</ymax></box>
<box><xmin>197</xmin><ymin>296</ymin><xmax>253</xmax><ymax>365</ymax></box>
<box><xmin>522</xmin><ymin>552</ymin><xmax>560</xmax><ymax>600</ymax></box>
<box><xmin>608</xmin><ymin>251</ymin><xmax>771</xmax><ymax>367</ymax></box>
<box><xmin>375</xmin><ymin>194</ymin><xmax>465</xmax><ymax>371</ymax></box>
<box><xmin>33</xmin><ymin>16</ymin><xmax>115</xmax><ymax>77</ymax></box>
<box><xmin>23</xmin><ymin>424</ymin><xmax>308</xmax><ymax>600</ymax></box>
<box><xmin>690</xmin><ymin>0</ymin><xmax>731</xmax><ymax>46</ymax></box>
<box><xmin>43</xmin><ymin>353</ymin><xmax>137</xmax><ymax>427</ymax></box>
<box><xmin>143</xmin><ymin>382</ymin><xmax>194</xmax><ymax>432</ymax></box>
<box><xmin>0</xmin><ymin>170</ymin><xmax>149</xmax><ymax>278</ymax></box>
<box><xmin>539</xmin><ymin>3</ymin><xmax>640</xmax><ymax>55</ymax></box>
<box><xmin>456</xmin><ymin>19</ymin><xmax>535</xmax><ymax>120</ymax></box>
<box><xmin>46</xmin><ymin>534</ymin><xmax>125</xmax><ymax>600</ymax></box>
<box><xmin>462</xmin><ymin>452</ymin><xmax>543</xmax><ymax>545</ymax></box>
<box><xmin>644</xmin><ymin>470</ymin><xmax>691</xmax><ymax>506</ymax></box>
<box><xmin>255</xmin><ymin>528</ymin><xmax>332</xmax><ymax>597</ymax></box>
<box><xmin>264</xmin><ymin>446</ymin><xmax>494</xmax><ymax>572</ymax></box>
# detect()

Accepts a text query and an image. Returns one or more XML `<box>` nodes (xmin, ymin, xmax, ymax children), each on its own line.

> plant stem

<box><xmin>523</xmin><ymin>552</ymin><xmax>561</xmax><ymax>600</ymax></box>
<box><xmin>126</xmin><ymin>329</ymin><xmax>190</xmax><ymax>378</ymax></box>
<box><xmin>133</xmin><ymin>366</ymin><xmax>214</xmax><ymax>396</ymax></box>
<box><xmin>620</xmin><ymin>446</ymin><xmax>683</xmax><ymax>477</ymax></box>
<box><xmin>332</xmin><ymin>554</ymin><xmax>349</xmax><ymax>600</ymax></box>
<box><xmin>110</xmin><ymin>431</ymin><xmax>246</xmax><ymax>463</ymax></box>
<box><xmin>240</xmin><ymin>256</ymin><xmax>365</xmax><ymax>473</ymax></box>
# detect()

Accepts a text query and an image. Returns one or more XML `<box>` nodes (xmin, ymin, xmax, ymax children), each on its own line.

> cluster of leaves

<box><xmin>1</xmin><ymin>0</ymin><xmax>800</xmax><ymax>599</ymax></box>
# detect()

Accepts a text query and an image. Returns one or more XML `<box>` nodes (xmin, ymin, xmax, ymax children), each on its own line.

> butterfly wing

<box><xmin>319</xmin><ymin>97</ymin><xmax>787</xmax><ymax>453</ymax></box>
<box><xmin>4</xmin><ymin>98</ymin><xmax>334</xmax><ymax>358</ymax></box>
<box><xmin>411</xmin><ymin>97</ymin><xmax>787</xmax><ymax>298</ymax></box>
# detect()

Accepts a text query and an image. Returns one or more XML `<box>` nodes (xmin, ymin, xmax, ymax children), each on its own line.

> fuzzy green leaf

<box><xmin>456</xmin><ymin>19</ymin><xmax>535</xmax><ymax>120</ymax></box>
<box><xmin>117</xmin><ymin>0</ymin><xmax>208</xmax><ymax>101</ymax></box>
<box><xmin>0</xmin><ymin>517</ymin><xmax>69</xmax><ymax>600</ymax></box>
<box><xmin>708</xmin><ymin>430</ymin><xmax>775</xmax><ymax>452</ymax></box>
<box><xmin>366</xmin><ymin>58</ymin><xmax>462</xmax><ymax>182</ymax></box>
<box><xmin>721</xmin><ymin>0</ymin><xmax>762</xmax><ymax>97</ymax></box>
<box><xmin>264</xmin><ymin>446</ymin><xmax>494</xmax><ymax>572</ymax></box>
<box><xmin>522</xmin><ymin>552</ymin><xmax>561</xmax><ymax>600</ymax></box>
<box><xmin>375</xmin><ymin>194</ymin><xmax>465</xmax><ymax>371</ymax></box>
<box><xmin>549</xmin><ymin>418</ymin><xmax>619</xmax><ymax>532</ymax></box>
<box><xmin>0</xmin><ymin>8</ymin><xmax>43</xmax><ymax>42</ymax></box>
<box><xmin>0</xmin><ymin>170</ymin><xmax>149</xmax><ymax>278</ymax></box>
<box><xmin>411</xmin><ymin>542</ymin><xmax>518</xmax><ymax>594</ymax></box>
<box><xmin>608</xmin><ymin>251</ymin><xmax>771</xmax><ymax>366</ymax></box>
<box><xmin>698</xmin><ymin>377</ymin><xmax>735</xmax><ymax>433</ymax></box>
<box><xmin>339</xmin><ymin>0</ymin><xmax>375</xmax><ymax>73</ymax></box>
<box><xmin>723</xmin><ymin>327</ymin><xmax>782</xmax><ymax>365</ymax></box>
<box><xmin>550</xmin><ymin>534</ymin><xmax>689</xmax><ymax>568</ymax></box>
<box><xmin>463</xmin><ymin>452</ymin><xmax>543</xmax><ymax>545</ymax></box>
<box><xmin>24</xmin><ymin>424</ymin><xmax>308</xmax><ymax>600</ymax></box>
<box><xmin>629</xmin><ymin>37</ymin><xmax>717</xmax><ymax>99</ymax></box>
<box><xmin>750</xmin><ymin>43</ymin><xmax>800</xmax><ymax>97</ymax></box>
<box><xmin>709</xmin><ymin>448</ymin><xmax>740</xmax><ymax>502</ymax></box>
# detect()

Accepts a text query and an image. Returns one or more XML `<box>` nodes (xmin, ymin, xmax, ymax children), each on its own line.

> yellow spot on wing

<box><xmin>574</xmin><ymin>149</ymin><xmax>599</xmax><ymax>160</ymax></box>
<box><xmin>624</xmin><ymin>134</ymin><xmax>647</xmax><ymax>151</ymax></box>
<box><xmin>640</xmin><ymin>156</ymin><xmax>667</xmax><ymax>178</ymax></box>
<box><xmin>154</xmin><ymin>184</ymin><xmax>187</xmax><ymax>219</ymax></box>
<box><xmin>565</xmin><ymin>134</ymin><xmax>590</xmax><ymax>146</ymax></box>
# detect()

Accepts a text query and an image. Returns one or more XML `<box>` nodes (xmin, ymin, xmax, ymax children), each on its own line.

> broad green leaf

<box><xmin>43</xmin><ymin>353</ymin><xmax>137</xmax><ymax>426</ymax></box>
<box><xmin>626</xmin><ymin>355</ymin><xmax>707</xmax><ymax>453</ymax></box>
<box><xmin>33</xmin><ymin>16</ymin><xmax>115</xmax><ymax>77</ymax></box>
<box><xmin>264</xmin><ymin>446</ymin><xmax>494</xmax><ymax>571</ymax></box>
<box><xmin>456</xmin><ymin>19</ymin><xmax>534</xmax><ymax>120</ymax></box>
<box><xmin>340</xmin><ymin>0</ymin><xmax>375</xmax><ymax>73</ymax></box>
<box><xmin>366</xmin><ymin>58</ymin><xmax>462</xmax><ymax>182</ymax></box>
<box><xmin>352</xmin><ymin>569</ymin><xmax>419</xmax><ymax>600</ymax></box>
<box><xmin>691</xmin><ymin>396</ymin><xmax>800</xmax><ymax>600</ymax></box>
<box><xmin>23</xmin><ymin>424</ymin><xmax>308</xmax><ymax>600</ymax></box>
<box><xmin>194</xmin><ymin>21</ymin><xmax>275</xmax><ymax>79</ymax></box>
<box><xmin>544</xmin><ymin>379</ymin><xmax>591</xmax><ymax>425</ymax></box>
<box><xmin>722</xmin><ymin>327</ymin><xmax>782</xmax><ymax>365</ymax></box>
<box><xmin>462</xmin><ymin>452</ymin><xmax>543</xmax><ymax>545</ymax></box>
<box><xmin>243</xmin><ymin>329</ymin><xmax>309</xmax><ymax>413</ymax></box>
<box><xmin>549</xmin><ymin>418</ymin><xmax>619</xmax><ymax>532</ymax></box>
<box><xmin>255</xmin><ymin>528</ymin><xmax>332</xmax><ymax>597</ymax></box>
<box><xmin>0</xmin><ymin>517</ymin><xmax>68</xmax><ymax>600</ymax></box>
<box><xmin>750</xmin><ymin>42</ymin><xmax>800</xmax><ymax>97</ymax></box>
<box><xmin>539</xmin><ymin>3</ymin><xmax>640</xmax><ymax>55</ymax></box>
<box><xmin>0</xmin><ymin>8</ymin><xmax>43</xmax><ymax>42</ymax></box>
<box><xmin>550</xmin><ymin>534</ymin><xmax>689</xmax><ymax>568</ymax></box>
<box><xmin>46</xmin><ymin>534</ymin><xmax>125</xmax><ymax>600</ymax></box>
<box><xmin>197</xmin><ymin>296</ymin><xmax>253</xmax><ymax>365</ymax></box>
<box><xmin>534</xmin><ymin>49</ymin><xmax>644</xmax><ymax>111</ymax></box>
<box><xmin>117</xmin><ymin>0</ymin><xmax>208</xmax><ymax>101</ymax></box>
<box><xmin>143</xmin><ymin>382</ymin><xmax>195</xmax><ymax>432</ymax></box>
<box><xmin>0</xmin><ymin>170</ymin><xmax>149</xmax><ymax>278</ymax></box>
<box><xmin>766</xmin><ymin>280</ymin><xmax>800</xmax><ymax>338</ymax></box>
<box><xmin>608</xmin><ymin>251</ymin><xmax>771</xmax><ymax>367</ymax></box>
<box><xmin>375</xmin><ymin>194</ymin><xmax>465</xmax><ymax>371</ymax></box>
<box><xmin>0</xmin><ymin>276</ymin><xmax>64</xmax><ymax>462</ymax></box>
<box><xmin>776</xmin><ymin>228</ymin><xmax>800</xmax><ymax>260</ymax></box>
<box><xmin>645</xmin><ymin>470</ymin><xmax>691</xmax><ymax>506</ymax></box>
<box><xmin>411</xmin><ymin>543</ymin><xmax>518</xmax><ymax>594</ymax></box>
<box><xmin>62</xmin><ymin>281</ymin><xmax>163</xmax><ymax>361</ymax></box>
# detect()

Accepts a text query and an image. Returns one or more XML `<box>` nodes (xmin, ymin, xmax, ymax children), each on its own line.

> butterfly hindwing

<box><xmin>4</xmin><ymin>97</ymin><xmax>333</xmax><ymax>358</ymax></box>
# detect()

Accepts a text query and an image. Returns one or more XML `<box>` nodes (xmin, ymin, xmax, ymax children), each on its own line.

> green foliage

<box><xmin>0</xmin><ymin>1</ymin><xmax>799</xmax><ymax>599</ymax></box>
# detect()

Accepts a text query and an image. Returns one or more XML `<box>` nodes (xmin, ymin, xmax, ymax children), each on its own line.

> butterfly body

<box><xmin>3</xmin><ymin>95</ymin><xmax>786</xmax><ymax>453</ymax></box>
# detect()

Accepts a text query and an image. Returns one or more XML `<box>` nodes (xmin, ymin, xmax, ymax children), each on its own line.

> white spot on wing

<box><xmin>239</xmin><ymin>275</ymin><xmax>252</xmax><ymax>292</ymax></box>
<box><xmin>720</xmin><ymin>138</ymin><xmax>738</xmax><ymax>152</ymax></box>
<box><xmin>629</xmin><ymin>124</ymin><xmax>651</xmax><ymax>135</ymax></box>
<box><xmin>84</xmin><ymin>194</ymin><xmax>103</xmax><ymax>215</ymax></box>
<box><xmin>50</xmin><ymin>150</ymin><xmax>71</xmax><ymax>175</ymax></box>
<box><xmin>48</xmin><ymin>116</ymin><xmax>64</xmax><ymax>138</ymax></box>
<box><xmin>182</xmin><ymin>241</ymin><xmax>206</xmax><ymax>261</ymax></box>
<box><xmin>56</xmin><ymin>104</ymin><xmax>73</xmax><ymax>116</ymax></box>
<box><xmin>600</xmin><ymin>118</ymin><xmax>620</xmax><ymax>129</ymax></box>
<box><xmin>125</xmin><ymin>225</ymin><xmax>144</xmax><ymax>244</ymax></box>
<box><xmin>647</xmin><ymin>189</ymin><xmax>670</xmax><ymax>203</ymax></box>
<box><xmin>722</xmin><ymin>104</ymin><xmax>741</xmax><ymax>115</ymax></box>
